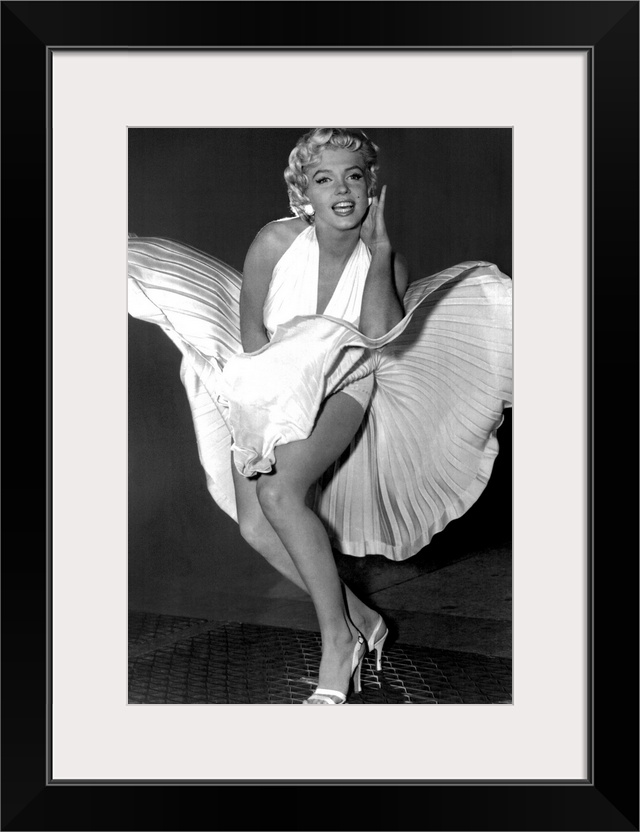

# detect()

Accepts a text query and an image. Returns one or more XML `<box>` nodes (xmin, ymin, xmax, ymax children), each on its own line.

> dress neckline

<box><xmin>310</xmin><ymin>225</ymin><xmax>364</xmax><ymax>316</ymax></box>
<box><xmin>270</xmin><ymin>223</ymin><xmax>368</xmax><ymax>318</ymax></box>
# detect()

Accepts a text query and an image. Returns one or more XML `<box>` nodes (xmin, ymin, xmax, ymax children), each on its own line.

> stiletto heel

<box><xmin>372</xmin><ymin>631</ymin><xmax>388</xmax><ymax>672</ymax></box>
<box><xmin>304</xmin><ymin>634</ymin><xmax>366</xmax><ymax>704</ymax></box>
<box><xmin>352</xmin><ymin>651</ymin><xmax>364</xmax><ymax>694</ymax></box>
<box><xmin>364</xmin><ymin>614</ymin><xmax>388</xmax><ymax>671</ymax></box>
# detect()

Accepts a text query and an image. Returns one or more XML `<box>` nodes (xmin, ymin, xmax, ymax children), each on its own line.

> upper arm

<box><xmin>240</xmin><ymin>223</ymin><xmax>286</xmax><ymax>334</ymax></box>
<box><xmin>392</xmin><ymin>252</ymin><xmax>410</xmax><ymax>302</ymax></box>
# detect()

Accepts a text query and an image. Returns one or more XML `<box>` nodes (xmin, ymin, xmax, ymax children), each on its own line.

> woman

<box><xmin>128</xmin><ymin>128</ymin><xmax>513</xmax><ymax>705</ymax></box>
<box><xmin>229</xmin><ymin>129</ymin><xmax>404</xmax><ymax>704</ymax></box>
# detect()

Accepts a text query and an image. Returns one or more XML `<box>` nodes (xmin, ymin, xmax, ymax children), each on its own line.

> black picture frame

<box><xmin>3</xmin><ymin>2</ymin><xmax>638</xmax><ymax>830</ymax></box>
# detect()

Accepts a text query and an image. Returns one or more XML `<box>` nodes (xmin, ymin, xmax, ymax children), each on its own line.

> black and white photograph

<box><xmin>4</xmin><ymin>0</ymin><xmax>637</xmax><ymax>822</ymax></box>
<box><xmin>127</xmin><ymin>127</ymin><xmax>513</xmax><ymax>705</ymax></box>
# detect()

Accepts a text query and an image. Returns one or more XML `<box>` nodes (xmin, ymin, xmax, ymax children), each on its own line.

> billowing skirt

<box><xmin>128</xmin><ymin>236</ymin><xmax>512</xmax><ymax>560</ymax></box>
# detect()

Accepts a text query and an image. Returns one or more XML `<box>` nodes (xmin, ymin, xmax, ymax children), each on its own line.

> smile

<box><xmin>331</xmin><ymin>201</ymin><xmax>356</xmax><ymax>215</ymax></box>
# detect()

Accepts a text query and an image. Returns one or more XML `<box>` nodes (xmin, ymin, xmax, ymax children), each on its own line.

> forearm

<box><xmin>358</xmin><ymin>246</ymin><xmax>405</xmax><ymax>338</ymax></box>
<box><xmin>240</xmin><ymin>320</ymin><xmax>270</xmax><ymax>353</ymax></box>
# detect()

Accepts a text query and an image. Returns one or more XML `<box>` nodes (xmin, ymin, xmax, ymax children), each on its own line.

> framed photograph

<box><xmin>3</xmin><ymin>2</ymin><xmax>637</xmax><ymax>830</ymax></box>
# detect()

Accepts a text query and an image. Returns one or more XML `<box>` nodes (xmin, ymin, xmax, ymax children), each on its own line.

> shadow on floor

<box><xmin>129</xmin><ymin>613</ymin><xmax>512</xmax><ymax>705</ymax></box>
<box><xmin>130</xmin><ymin>543</ymin><xmax>512</xmax><ymax>660</ymax></box>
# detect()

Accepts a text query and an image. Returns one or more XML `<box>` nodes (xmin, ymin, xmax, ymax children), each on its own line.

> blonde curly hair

<box><xmin>284</xmin><ymin>128</ymin><xmax>379</xmax><ymax>222</ymax></box>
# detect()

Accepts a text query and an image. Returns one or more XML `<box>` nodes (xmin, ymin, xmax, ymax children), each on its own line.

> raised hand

<box><xmin>360</xmin><ymin>184</ymin><xmax>391</xmax><ymax>251</ymax></box>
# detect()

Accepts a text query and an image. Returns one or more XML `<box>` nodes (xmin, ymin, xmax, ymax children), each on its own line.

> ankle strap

<box><xmin>308</xmin><ymin>688</ymin><xmax>346</xmax><ymax>704</ymax></box>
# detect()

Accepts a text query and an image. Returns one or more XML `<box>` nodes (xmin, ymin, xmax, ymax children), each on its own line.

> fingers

<box><xmin>374</xmin><ymin>185</ymin><xmax>386</xmax><ymax>225</ymax></box>
<box><xmin>375</xmin><ymin>185</ymin><xmax>387</xmax><ymax>229</ymax></box>
<box><xmin>370</xmin><ymin>185</ymin><xmax>386</xmax><ymax>208</ymax></box>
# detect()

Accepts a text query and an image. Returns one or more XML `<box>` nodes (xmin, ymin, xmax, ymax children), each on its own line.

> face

<box><xmin>304</xmin><ymin>147</ymin><xmax>369</xmax><ymax>230</ymax></box>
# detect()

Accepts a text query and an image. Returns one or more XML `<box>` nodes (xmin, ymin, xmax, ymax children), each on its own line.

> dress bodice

<box><xmin>262</xmin><ymin>224</ymin><xmax>371</xmax><ymax>338</ymax></box>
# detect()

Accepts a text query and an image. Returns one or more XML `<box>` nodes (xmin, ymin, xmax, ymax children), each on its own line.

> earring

<box><xmin>303</xmin><ymin>204</ymin><xmax>315</xmax><ymax>216</ymax></box>
<box><xmin>368</xmin><ymin>196</ymin><xmax>373</xmax><ymax>205</ymax></box>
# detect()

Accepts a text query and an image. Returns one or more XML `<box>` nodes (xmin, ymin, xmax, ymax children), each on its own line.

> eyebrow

<box><xmin>313</xmin><ymin>165</ymin><xmax>364</xmax><ymax>176</ymax></box>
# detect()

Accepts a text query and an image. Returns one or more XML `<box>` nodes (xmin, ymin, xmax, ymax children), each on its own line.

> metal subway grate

<box><xmin>128</xmin><ymin>609</ymin><xmax>210</xmax><ymax>649</ymax></box>
<box><xmin>128</xmin><ymin>612</ymin><xmax>511</xmax><ymax>705</ymax></box>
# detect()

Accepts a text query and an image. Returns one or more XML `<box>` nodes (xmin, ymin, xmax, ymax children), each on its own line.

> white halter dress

<box><xmin>263</xmin><ymin>224</ymin><xmax>370</xmax><ymax>335</ymax></box>
<box><xmin>128</xmin><ymin>224</ymin><xmax>512</xmax><ymax>560</ymax></box>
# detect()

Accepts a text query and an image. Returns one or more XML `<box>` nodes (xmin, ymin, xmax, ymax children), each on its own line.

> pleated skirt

<box><xmin>128</xmin><ymin>236</ymin><xmax>512</xmax><ymax>561</ymax></box>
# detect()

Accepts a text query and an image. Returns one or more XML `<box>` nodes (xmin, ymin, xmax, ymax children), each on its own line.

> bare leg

<box><xmin>232</xmin><ymin>459</ymin><xmax>381</xmax><ymax>635</ymax></box>
<box><xmin>232</xmin><ymin>401</ymin><xmax>383</xmax><ymax>635</ymax></box>
<box><xmin>251</xmin><ymin>393</ymin><xmax>375</xmax><ymax>698</ymax></box>
<box><xmin>232</xmin><ymin>461</ymin><xmax>308</xmax><ymax>592</ymax></box>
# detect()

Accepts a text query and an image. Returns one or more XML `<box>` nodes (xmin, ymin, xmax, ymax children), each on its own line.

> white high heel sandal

<box><xmin>304</xmin><ymin>635</ymin><xmax>366</xmax><ymax>705</ymax></box>
<box><xmin>365</xmin><ymin>614</ymin><xmax>388</xmax><ymax>671</ymax></box>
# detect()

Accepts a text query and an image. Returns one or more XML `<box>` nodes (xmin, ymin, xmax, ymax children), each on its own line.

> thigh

<box><xmin>269</xmin><ymin>391</ymin><xmax>366</xmax><ymax>491</ymax></box>
<box><xmin>231</xmin><ymin>453</ymin><xmax>263</xmax><ymax>523</ymax></box>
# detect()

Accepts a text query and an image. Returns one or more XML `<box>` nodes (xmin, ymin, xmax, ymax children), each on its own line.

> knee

<box><xmin>255</xmin><ymin>477</ymin><xmax>297</xmax><ymax>521</ymax></box>
<box><xmin>236</xmin><ymin>508</ymin><xmax>271</xmax><ymax>553</ymax></box>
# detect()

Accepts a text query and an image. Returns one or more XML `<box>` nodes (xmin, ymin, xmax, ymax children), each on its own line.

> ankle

<box><xmin>321</xmin><ymin>623</ymin><xmax>359</xmax><ymax>650</ymax></box>
<box><xmin>351</xmin><ymin>607</ymin><xmax>378</xmax><ymax>635</ymax></box>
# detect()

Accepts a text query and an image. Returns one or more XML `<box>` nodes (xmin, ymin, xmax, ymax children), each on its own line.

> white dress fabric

<box><xmin>263</xmin><ymin>224</ymin><xmax>371</xmax><ymax>335</ymax></box>
<box><xmin>128</xmin><ymin>227</ymin><xmax>513</xmax><ymax>561</ymax></box>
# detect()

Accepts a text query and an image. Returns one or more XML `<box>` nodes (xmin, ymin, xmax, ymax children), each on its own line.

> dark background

<box><xmin>128</xmin><ymin>128</ymin><xmax>512</xmax><ymax>613</ymax></box>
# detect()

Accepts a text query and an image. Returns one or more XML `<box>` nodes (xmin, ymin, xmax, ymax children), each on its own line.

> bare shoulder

<box><xmin>243</xmin><ymin>217</ymin><xmax>308</xmax><ymax>278</ymax></box>
<box><xmin>251</xmin><ymin>217</ymin><xmax>307</xmax><ymax>256</ymax></box>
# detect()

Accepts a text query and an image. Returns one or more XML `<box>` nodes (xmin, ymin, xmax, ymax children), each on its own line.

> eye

<box><xmin>349</xmin><ymin>173</ymin><xmax>363</xmax><ymax>181</ymax></box>
<box><xmin>314</xmin><ymin>176</ymin><xmax>330</xmax><ymax>185</ymax></box>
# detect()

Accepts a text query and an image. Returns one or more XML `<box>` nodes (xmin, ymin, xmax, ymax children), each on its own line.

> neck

<box><xmin>313</xmin><ymin>221</ymin><xmax>361</xmax><ymax>257</ymax></box>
